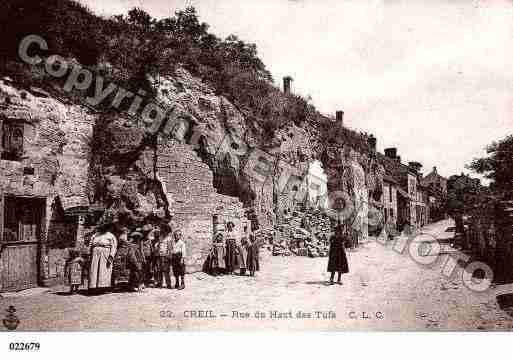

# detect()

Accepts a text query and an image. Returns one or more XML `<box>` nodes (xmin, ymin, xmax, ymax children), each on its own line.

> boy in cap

<box><xmin>171</xmin><ymin>229</ymin><xmax>187</xmax><ymax>290</ymax></box>
<box><xmin>155</xmin><ymin>223</ymin><xmax>173</xmax><ymax>289</ymax></box>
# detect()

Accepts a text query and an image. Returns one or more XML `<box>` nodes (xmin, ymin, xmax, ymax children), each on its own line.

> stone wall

<box><xmin>156</xmin><ymin>139</ymin><xmax>248</xmax><ymax>272</ymax></box>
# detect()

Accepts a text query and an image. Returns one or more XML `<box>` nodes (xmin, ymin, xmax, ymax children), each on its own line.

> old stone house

<box><xmin>382</xmin><ymin>174</ymin><xmax>398</xmax><ymax>230</ymax></box>
<box><xmin>379</xmin><ymin>148</ymin><xmax>431</xmax><ymax>231</ymax></box>
<box><xmin>0</xmin><ymin>77</ymin><xmax>95</xmax><ymax>291</ymax></box>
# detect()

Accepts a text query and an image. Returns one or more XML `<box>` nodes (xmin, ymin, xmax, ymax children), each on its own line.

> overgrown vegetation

<box><xmin>467</xmin><ymin>134</ymin><xmax>513</xmax><ymax>197</ymax></box>
<box><xmin>1</xmin><ymin>0</ymin><xmax>317</xmax><ymax>140</ymax></box>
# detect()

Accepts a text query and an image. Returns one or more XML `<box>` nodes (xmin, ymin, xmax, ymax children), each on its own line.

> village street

<box><xmin>1</xmin><ymin>219</ymin><xmax>513</xmax><ymax>331</ymax></box>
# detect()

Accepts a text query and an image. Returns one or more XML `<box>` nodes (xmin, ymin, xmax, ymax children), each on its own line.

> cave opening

<box><xmin>307</xmin><ymin>160</ymin><xmax>328</xmax><ymax>210</ymax></box>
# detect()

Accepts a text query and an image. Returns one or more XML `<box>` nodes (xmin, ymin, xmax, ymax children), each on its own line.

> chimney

<box><xmin>384</xmin><ymin>147</ymin><xmax>397</xmax><ymax>159</ymax></box>
<box><xmin>408</xmin><ymin>161</ymin><xmax>423</xmax><ymax>173</ymax></box>
<box><xmin>283</xmin><ymin>76</ymin><xmax>293</xmax><ymax>94</ymax></box>
<box><xmin>335</xmin><ymin>110</ymin><xmax>344</xmax><ymax>125</ymax></box>
<box><xmin>367</xmin><ymin>134</ymin><xmax>377</xmax><ymax>152</ymax></box>
<box><xmin>433</xmin><ymin>166</ymin><xmax>437</xmax><ymax>174</ymax></box>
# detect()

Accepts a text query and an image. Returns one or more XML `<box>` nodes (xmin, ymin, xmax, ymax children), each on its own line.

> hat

<box><xmin>130</xmin><ymin>231</ymin><xmax>143</xmax><ymax>239</ymax></box>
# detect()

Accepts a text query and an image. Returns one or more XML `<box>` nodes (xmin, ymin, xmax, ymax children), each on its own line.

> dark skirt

<box><xmin>225</xmin><ymin>239</ymin><xmax>239</xmax><ymax>272</ymax></box>
<box><xmin>171</xmin><ymin>253</ymin><xmax>186</xmax><ymax>276</ymax></box>
<box><xmin>246</xmin><ymin>245</ymin><xmax>260</xmax><ymax>272</ymax></box>
<box><xmin>327</xmin><ymin>240</ymin><xmax>349</xmax><ymax>273</ymax></box>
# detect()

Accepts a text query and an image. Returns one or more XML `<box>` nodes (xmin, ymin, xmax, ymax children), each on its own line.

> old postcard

<box><xmin>0</xmin><ymin>0</ymin><xmax>512</xmax><ymax>342</ymax></box>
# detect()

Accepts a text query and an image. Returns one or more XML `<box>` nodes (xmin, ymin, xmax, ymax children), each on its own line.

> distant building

<box><xmin>421</xmin><ymin>166</ymin><xmax>448</xmax><ymax>195</ymax></box>
<box><xmin>382</xmin><ymin>174</ymin><xmax>398</xmax><ymax>230</ymax></box>
<box><xmin>379</xmin><ymin>148</ymin><xmax>431</xmax><ymax>231</ymax></box>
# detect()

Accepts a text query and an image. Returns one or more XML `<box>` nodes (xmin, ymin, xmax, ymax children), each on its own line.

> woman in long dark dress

<box><xmin>246</xmin><ymin>233</ymin><xmax>260</xmax><ymax>277</ymax></box>
<box><xmin>327</xmin><ymin>224</ymin><xmax>349</xmax><ymax>285</ymax></box>
<box><xmin>224</xmin><ymin>222</ymin><xmax>239</xmax><ymax>274</ymax></box>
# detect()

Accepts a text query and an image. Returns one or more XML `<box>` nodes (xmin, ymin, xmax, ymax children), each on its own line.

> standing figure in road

<box><xmin>112</xmin><ymin>227</ymin><xmax>131</xmax><ymax>288</ymax></box>
<box><xmin>225</xmin><ymin>221</ymin><xmax>239</xmax><ymax>275</ymax></box>
<box><xmin>211</xmin><ymin>233</ymin><xmax>226</xmax><ymax>276</ymax></box>
<box><xmin>139</xmin><ymin>224</ymin><xmax>155</xmax><ymax>286</ymax></box>
<box><xmin>65</xmin><ymin>249</ymin><xmax>84</xmax><ymax>294</ymax></box>
<box><xmin>171</xmin><ymin>229</ymin><xmax>187</xmax><ymax>290</ymax></box>
<box><xmin>113</xmin><ymin>229</ymin><xmax>145</xmax><ymax>292</ymax></box>
<box><xmin>327</xmin><ymin>224</ymin><xmax>349</xmax><ymax>285</ymax></box>
<box><xmin>155</xmin><ymin>224</ymin><xmax>173</xmax><ymax>289</ymax></box>
<box><xmin>128</xmin><ymin>231</ymin><xmax>145</xmax><ymax>292</ymax></box>
<box><xmin>246</xmin><ymin>233</ymin><xmax>260</xmax><ymax>277</ymax></box>
<box><xmin>239</xmin><ymin>236</ymin><xmax>249</xmax><ymax>276</ymax></box>
<box><xmin>88</xmin><ymin>223</ymin><xmax>118</xmax><ymax>294</ymax></box>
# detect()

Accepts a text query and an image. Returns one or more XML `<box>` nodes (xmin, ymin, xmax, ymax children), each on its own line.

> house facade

<box><xmin>382</xmin><ymin>175</ymin><xmax>398</xmax><ymax>230</ymax></box>
<box><xmin>379</xmin><ymin>148</ymin><xmax>432</xmax><ymax>232</ymax></box>
<box><xmin>0</xmin><ymin>80</ymin><xmax>96</xmax><ymax>292</ymax></box>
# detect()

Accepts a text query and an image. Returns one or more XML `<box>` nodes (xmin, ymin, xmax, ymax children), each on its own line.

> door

<box><xmin>0</xmin><ymin>196</ymin><xmax>41</xmax><ymax>292</ymax></box>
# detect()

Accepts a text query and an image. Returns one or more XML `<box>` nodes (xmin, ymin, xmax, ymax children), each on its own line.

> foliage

<box><xmin>2</xmin><ymin>1</ymin><xmax>317</xmax><ymax>140</ymax></box>
<box><xmin>446</xmin><ymin>175</ymin><xmax>481</xmax><ymax>215</ymax></box>
<box><xmin>467</xmin><ymin>134</ymin><xmax>513</xmax><ymax>196</ymax></box>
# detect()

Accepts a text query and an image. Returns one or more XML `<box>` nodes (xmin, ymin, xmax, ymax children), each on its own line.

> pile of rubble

<box><xmin>254</xmin><ymin>227</ymin><xmax>274</xmax><ymax>252</ymax></box>
<box><xmin>272</xmin><ymin>209</ymin><xmax>331</xmax><ymax>257</ymax></box>
<box><xmin>272</xmin><ymin>224</ymin><xmax>293</xmax><ymax>256</ymax></box>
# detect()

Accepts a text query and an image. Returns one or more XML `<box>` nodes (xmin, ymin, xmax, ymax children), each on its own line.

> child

<box><xmin>155</xmin><ymin>224</ymin><xmax>173</xmax><ymax>289</ymax></box>
<box><xmin>211</xmin><ymin>233</ymin><xmax>226</xmax><ymax>276</ymax></box>
<box><xmin>171</xmin><ymin>229</ymin><xmax>186</xmax><ymax>290</ymax></box>
<box><xmin>128</xmin><ymin>231</ymin><xmax>145</xmax><ymax>292</ymax></box>
<box><xmin>65</xmin><ymin>249</ymin><xmax>84</xmax><ymax>294</ymax></box>
<box><xmin>239</xmin><ymin>236</ymin><xmax>249</xmax><ymax>276</ymax></box>
<box><xmin>246</xmin><ymin>234</ymin><xmax>260</xmax><ymax>277</ymax></box>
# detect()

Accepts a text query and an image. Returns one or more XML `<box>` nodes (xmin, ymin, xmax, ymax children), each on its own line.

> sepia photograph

<box><xmin>0</xmin><ymin>0</ymin><xmax>512</xmax><ymax>347</ymax></box>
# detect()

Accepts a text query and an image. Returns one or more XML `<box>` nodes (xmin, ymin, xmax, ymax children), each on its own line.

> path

<box><xmin>1</xmin><ymin>220</ymin><xmax>513</xmax><ymax>331</ymax></box>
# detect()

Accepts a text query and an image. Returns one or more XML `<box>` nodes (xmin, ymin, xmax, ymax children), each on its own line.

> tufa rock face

<box><xmin>0</xmin><ymin>66</ymin><xmax>384</xmax><ymax>277</ymax></box>
<box><xmin>0</xmin><ymin>77</ymin><xmax>94</xmax><ymax>207</ymax></box>
<box><xmin>154</xmin><ymin>68</ymin><xmax>384</xmax><ymax>231</ymax></box>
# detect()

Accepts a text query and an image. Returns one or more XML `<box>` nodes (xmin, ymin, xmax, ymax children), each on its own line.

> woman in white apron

<box><xmin>88</xmin><ymin>224</ymin><xmax>117</xmax><ymax>294</ymax></box>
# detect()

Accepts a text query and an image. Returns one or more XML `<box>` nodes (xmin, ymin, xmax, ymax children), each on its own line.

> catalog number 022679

<box><xmin>9</xmin><ymin>342</ymin><xmax>40</xmax><ymax>351</ymax></box>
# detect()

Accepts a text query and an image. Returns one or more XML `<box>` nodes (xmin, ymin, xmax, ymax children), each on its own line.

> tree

<box><xmin>467</xmin><ymin>134</ymin><xmax>513</xmax><ymax>197</ymax></box>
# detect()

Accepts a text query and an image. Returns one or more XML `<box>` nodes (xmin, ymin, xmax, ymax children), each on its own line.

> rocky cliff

<box><xmin>0</xmin><ymin>64</ymin><xmax>384</xmax><ymax>276</ymax></box>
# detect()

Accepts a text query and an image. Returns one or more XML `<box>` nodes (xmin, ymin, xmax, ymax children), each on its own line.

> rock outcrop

<box><xmin>0</xmin><ymin>65</ymin><xmax>384</xmax><ymax>281</ymax></box>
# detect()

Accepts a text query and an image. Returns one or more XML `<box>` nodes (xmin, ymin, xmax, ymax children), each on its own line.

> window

<box><xmin>1</xmin><ymin>120</ymin><xmax>24</xmax><ymax>161</ymax></box>
<box><xmin>389</xmin><ymin>185</ymin><xmax>393</xmax><ymax>202</ymax></box>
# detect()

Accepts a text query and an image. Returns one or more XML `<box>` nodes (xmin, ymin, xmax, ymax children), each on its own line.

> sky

<box><xmin>79</xmin><ymin>0</ymin><xmax>513</xmax><ymax>180</ymax></box>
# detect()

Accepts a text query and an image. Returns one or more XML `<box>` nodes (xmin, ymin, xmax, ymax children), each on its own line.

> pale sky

<box><xmin>79</xmin><ymin>0</ymin><xmax>513</xmax><ymax>179</ymax></box>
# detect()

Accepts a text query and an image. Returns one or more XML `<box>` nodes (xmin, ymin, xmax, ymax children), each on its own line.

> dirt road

<box><xmin>2</xmin><ymin>220</ymin><xmax>513</xmax><ymax>331</ymax></box>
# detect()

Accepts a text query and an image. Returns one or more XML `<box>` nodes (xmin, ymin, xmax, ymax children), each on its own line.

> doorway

<box><xmin>0</xmin><ymin>195</ymin><xmax>45</xmax><ymax>292</ymax></box>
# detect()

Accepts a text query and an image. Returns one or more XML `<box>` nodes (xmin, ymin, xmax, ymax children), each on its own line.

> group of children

<box><xmin>65</xmin><ymin>220</ymin><xmax>262</xmax><ymax>295</ymax></box>
<box><xmin>64</xmin><ymin>223</ymin><xmax>188</xmax><ymax>294</ymax></box>
<box><xmin>208</xmin><ymin>221</ymin><xmax>261</xmax><ymax>277</ymax></box>
<box><xmin>128</xmin><ymin>224</ymin><xmax>187</xmax><ymax>291</ymax></box>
